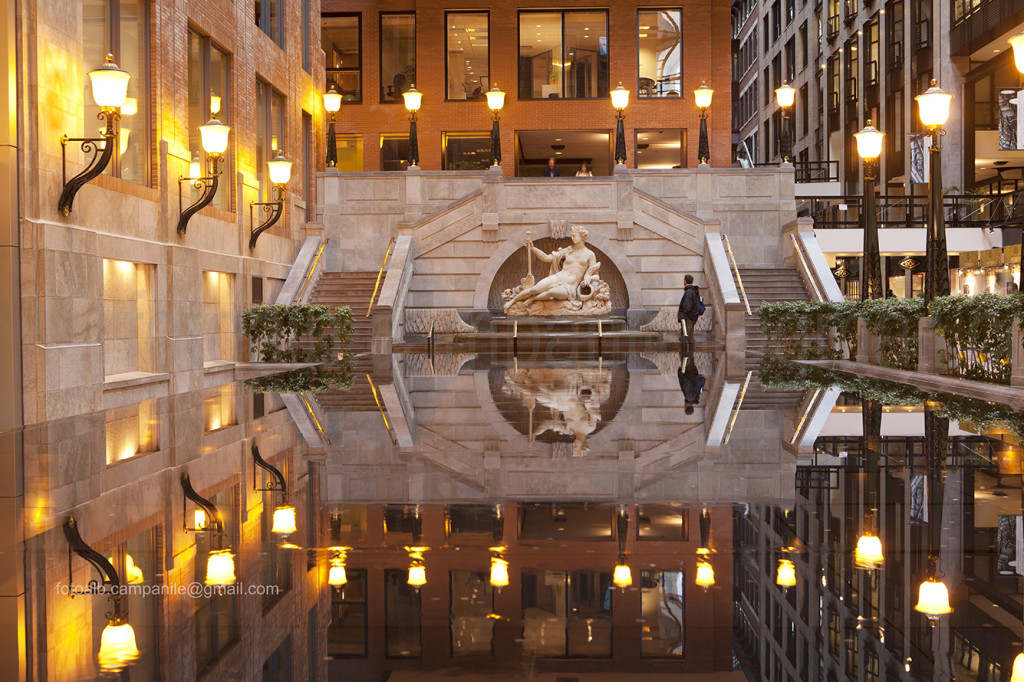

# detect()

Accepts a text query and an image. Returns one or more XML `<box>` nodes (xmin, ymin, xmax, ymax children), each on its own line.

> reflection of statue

<box><xmin>502</xmin><ymin>365</ymin><xmax>612</xmax><ymax>456</ymax></box>
<box><xmin>502</xmin><ymin>225</ymin><xmax>611</xmax><ymax>316</ymax></box>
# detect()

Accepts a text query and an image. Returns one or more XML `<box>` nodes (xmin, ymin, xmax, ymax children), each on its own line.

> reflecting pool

<box><xmin>6</xmin><ymin>353</ymin><xmax>1024</xmax><ymax>680</ymax></box>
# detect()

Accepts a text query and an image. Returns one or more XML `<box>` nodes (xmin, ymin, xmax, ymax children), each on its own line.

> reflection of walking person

<box><xmin>678</xmin><ymin>351</ymin><xmax>705</xmax><ymax>415</ymax></box>
<box><xmin>676</xmin><ymin>274</ymin><xmax>704</xmax><ymax>352</ymax></box>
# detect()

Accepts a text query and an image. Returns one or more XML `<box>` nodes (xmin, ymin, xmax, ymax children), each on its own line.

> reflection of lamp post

<box><xmin>612</xmin><ymin>507</ymin><xmax>632</xmax><ymax>589</ymax></box>
<box><xmin>855</xmin><ymin>121</ymin><xmax>885</xmax><ymax>300</ymax></box>
<box><xmin>181</xmin><ymin>473</ymin><xmax>237</xmax><ymax>586</ymax></box>
<box><xmin>695</xmin><ymin>505</ymin><xmax>716</xmax><ymax>589</ymax></box>
<box><xmin>610</xmin><ymin>83</ymin><xmax>630</xmax><ymax>168</ymax></box>
<box><xmin>914</xmin><ymin>401</ymin><xmax>952</xmax><ymax>624</ymax></box>
<box><xmin>63</xmin><ymin>516</ymin><xmax>141</xmax><ymax>672</ymax></box>
<box><xmin>403</xmin><ymin>85</ymin><xmax>423</xmax><ymax>168</ymax></box>
<box><xmin>406</xmin><ymin>546</ymin><xmax>428</xmax><ymax>588</ymax></box>
<box><xmin>249</xmin><ymin>151</ymin><xmax>293</xmax><ymax>249</ymax></box>
<box><xmin>328</xmin><ymin>547</ymin><xmax>350</xmax><ymax>587</ymax></box>
<box><xmin>58</xmin><ymin>54</ymin><xmax>132</xmax><ymax>215</ymax></box>
<box><xmin>775</xmin><ymin>81</ymin><xmax>796</xmax><ymax>165</ymax></box>
<box><xmin>855</xmin><ymin>398</ymin><xmax>885</xmax><ymax>570</ymax></box>
<box><xmin>486</xmin><ymin>84</ymin><xmax>505</xmax><ymax>168</ymax></box>
<box><xmin>177</xmin><ymin>115</ymin><xmax>231</xmax><ymax>236</ymax></box>
<box><xmin>323</xmin><ymin>84</ymin><xmax>342</xmax><ymax>168</ymax></box>
<box><xmin>915</xmin><ymin>80</ymin><xmax>953</xmax><ymax>305</ymax></box>
<box><xmin>252</xmin><ymin>444</ymin><xmax>297</xmax><ymax>535</ymax></box>
<box><xmin>694</xmin><ymin>81</ymin><xmax>714</xmax><ymax>167</ymax></box>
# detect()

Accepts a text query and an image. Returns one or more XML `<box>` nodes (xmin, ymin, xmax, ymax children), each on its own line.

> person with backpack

<box><xmin>676</xmin><ymin>274</ymin><xmax>705</xmax><ymax>351</ymax></box>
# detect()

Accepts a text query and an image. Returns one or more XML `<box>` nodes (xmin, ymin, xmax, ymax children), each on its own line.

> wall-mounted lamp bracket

<box><xmin>249</xmin><ymin>185</ymin><xmax>285</xmax><ymax>249</ymax></box>
<box><xmin>252</xmin><ymin>444</ymin><xmax>289</xmax><ymax>499</ymax></box>
<box><xmin>177</xmin><ymin>156</ymin><xmax>222</xmax><ymax>237</ymax></box>
<box><xmin>57</xmin><ymin>113</ymin><xmax>119</xmax><ymax>216</ymax></box>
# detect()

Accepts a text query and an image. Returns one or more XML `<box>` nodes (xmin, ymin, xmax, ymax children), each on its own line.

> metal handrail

<box><xmin>791</xmin><ymin>233</ymin><xmax>825</xmax><ymax>302</ymax></box>
<box><xmin>722</xmin><ymin>234</ymin><xmax>752</xmax><ymax>315</ymax></box>
<box><xmin>296</xmin><ymin>238</ymin><xmax>328</xmax><ymax>304</ymax></box>
<box><xmin>367</xmin><ymin>238</ymin><xmax>395</xmax><ymax>318</ymax></box>
<box><xmin>723</xmin><ymin>371</ymin><xmax>753</xmax><ymax>446</ymax></box>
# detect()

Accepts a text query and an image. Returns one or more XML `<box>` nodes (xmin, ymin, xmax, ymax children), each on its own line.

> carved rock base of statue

<box><xmin>501</xmin><ymin>278</ymin><xmax>611</xmax><ymax>316</ymax></box>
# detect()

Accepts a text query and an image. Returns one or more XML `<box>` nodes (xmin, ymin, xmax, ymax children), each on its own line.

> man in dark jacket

<box><xmin>542</xmin><ymin>157</ymin><xmax>561</xmax><ymax>177</ymax></box>
<box><xmin>678</xmin><ymin>351</ymin><xmax>706</xmax><ymax>415</ymax></box>
<box><xmin>676</xmin><ymin>274</ymin><xmax>701</xmax><ymax>351</ymax></box>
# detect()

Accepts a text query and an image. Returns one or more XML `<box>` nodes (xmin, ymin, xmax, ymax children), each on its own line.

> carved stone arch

<box><xmin>471</xmin><ymin>225</ymin><xmax>645</xmax><ymax>313</ymax></box>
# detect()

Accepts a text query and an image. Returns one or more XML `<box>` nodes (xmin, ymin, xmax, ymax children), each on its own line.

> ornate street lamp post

<box><xmin>403</xmin><ymin>85</ymin><xmax>423</xmax><ymax>168</ymax></box>
<box><xmin>854</xmin><ymin>121</ymin><xmax>885</xmax><ymax>300</ymax></box>
<box><xmin>774</xmin><ymin>81</ymin><xmax>796</xmax><ymax>165</ymax></box>
<box><xmin>486</xmin><ymin>84</ymin><xmax>505</xmax><ymax>168</ymax></box>
<box><xmin>610</xmin><ymin>83</ymin><xmax>630</xmax><ymax>168</ymax></box>
<box><xmin>694</xmin><ymin>81</ymin><xmax>714</xmax><ymax>167</ymax></box>
<box><xmin>915</xmin><ymin>80</ymin><xmax>953</xmax><ymax>305</ymax></box>
<box><xmin>323</xmin><ymin>84</ymin><xmax>342</xmax><ymax>168</ymax></box>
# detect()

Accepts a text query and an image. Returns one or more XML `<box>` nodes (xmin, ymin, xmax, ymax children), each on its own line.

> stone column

<box><xmin>917</xmin><ymin>316</ymin><xmax>946</xmax><ymax>375</ymax></box>
<box><xmin>0</xmin><ymin>0</ymin><xmax>20</xmax><ymax>430</ymax></box>
<box><xmin>855</xmin><ymin>318</ymin><xmax>880</xmax><ymax>365</ymax></box>
<box><xmin>1012</xmin><ymin>317</ymin><xmax>1024</xmax><ymax>387</ymax></box>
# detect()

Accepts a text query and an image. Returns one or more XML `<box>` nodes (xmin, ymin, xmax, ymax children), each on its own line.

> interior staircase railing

<box><xmin>368</xmin><ymin>238</ymin><xmax>396</xmax><ymax>317</ymax></box>
<box><xmin>721</xmin><ymin>234</ymin><xmax>752</xmax><ymax>315</ymax></box>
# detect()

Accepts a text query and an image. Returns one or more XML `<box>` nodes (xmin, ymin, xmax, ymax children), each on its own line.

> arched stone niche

<box><xmin>485</xmin><ymin>237</ymin><xmax>629</xmax><ymax>313</ymax></box>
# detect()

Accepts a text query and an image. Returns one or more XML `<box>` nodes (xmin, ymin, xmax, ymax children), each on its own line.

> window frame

<box><xmin>379</xmin><ymin>12</ymin><xmax>417</xmax><ymax>104</ymax></box>
<box><xmin>188</xmin><ymin>28</ymin><xmax>233</xmax><ymax>211</ymax></box>
<box><xmin>517</xmin><ymin>9</ymin><xmax>611</xmax><ymax>101</ymax></box>
<box><xmin>324</xmin><ymin>13</ymin><xmax>363</xmax><ymax>105</ymax></box>
<box><xmin>255</xmin><ymin>77</ymin><xmax>286</xmax><ymax>203</ymax></box>
<box><xmin>636</xmin><ymin>8</ymin><xmax>683</xmax><ymax>99</ymax></box>
<box><xmin>441</xmin><ymin>131</ymin><xmax>493</xmax><ymax>170</ymax></box>
<box><xmin>444</xmin><ymin>11</ymin><xmax>491</xmax><ymax>102</ymax></box>
<box><xmin>256</xmin><ymin>0</ymin><xmax>285</xmax><ymax>47</ymax></box>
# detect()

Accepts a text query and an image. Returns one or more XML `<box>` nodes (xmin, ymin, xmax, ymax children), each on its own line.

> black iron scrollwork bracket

<box><xmin>57</xmin><ymin>113</ymin><xmax>119</xmax><ymax>216</ymax></box>
<box><xmin>252</xmin><ymin>444</ymin><xmax>288</xmax><ymax>499</ymax></box>
<box><xmin>177</xmin><ymin>156</ymin><xmax>221</xmax><ymax>237</ymax></box>
<box><xmin>249</xmin><ymin>185</ymin><xmax>285</xmax><ymax>249</ymax></box>
<box><xmin>64</xmin><ymin>516</ymin><xmax>126</xmax><ymax>619</ymax></box>
<box><xmin>181</xmin><ymin>472</ymin><xmax>226</xmax><ymax>535</ymax></box>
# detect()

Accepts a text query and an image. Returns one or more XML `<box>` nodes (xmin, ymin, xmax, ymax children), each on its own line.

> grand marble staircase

<box><xmin>306</xmin><ymin>271</ymin><xmax>378</xmax><ymax>357</ymax></box>
<box><xmin>738</xmin><ymin>267</ymin><xmax>813</xmax><ymax>353</ymax></box>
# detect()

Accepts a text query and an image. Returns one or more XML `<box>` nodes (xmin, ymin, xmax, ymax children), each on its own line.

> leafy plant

<box><xmin>930</xmin><ymin>293</ymin><xmax>1014</xmax><ymax>384</ymax></box>
<box><xmin>757</xmin><ymin>301</ymin><xmax>854</xmax><ymax>360</ymax></box>
<box><xmin>859</xmin><ymin>297</ymin><xmax>925</xmax><ymax>369</ymax></box>
<box><xmin>244</xmin><ymin>363</ymin><xmax>354</xmax><ymax>394</ymax></box>
<box><xmin>241</xmin><ymin>304</ymin><xmax>354</xmax><ymax>363</ymax></box>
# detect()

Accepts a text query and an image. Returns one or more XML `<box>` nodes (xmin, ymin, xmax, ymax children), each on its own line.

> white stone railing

<box><xmin>782</xmin><ymin>218</ymin><xmax>844</xmax><ymax>303</ymax></box>
<box><xmin>372</xmin><ymin>235</ymin><xmax>414</xmax><ymax>354</ymax></box>
<box><xmin>274</xmin><ymin>236</ymin><xmax>328</xmax><ymax>304</ymax></box>
<box><xmin>704</xmin><ymin>232</ymin><xmax>747</xmax><ymax>352</ymax></box>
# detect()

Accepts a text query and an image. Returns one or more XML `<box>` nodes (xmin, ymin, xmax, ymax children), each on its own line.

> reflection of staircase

<box><xmin>313</xmin><ymin>359</ymin><xmax>380</xmax><ymax>412</ymax></box>
<box><xmin>739</xmin><ymin>268</ymin><xmax>812</xmax><ymax>352</ymax></box>
<box><xmin>739</xmin><ymin>380</ymin><xmax>807</xmax><ymax>411</ymax></box>
<box><xmin>306</xmin><ymin>272</ymin><xmax>378</xmax><ymax>357</ymax></box>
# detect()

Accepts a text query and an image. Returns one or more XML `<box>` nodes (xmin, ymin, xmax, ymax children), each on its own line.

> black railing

<box><xmin>755</xmin><ymin>159</ymin><xmax>839</xmax><ymax>182</ymax></box>
<box><xmin>799</xmin><ymin>190</ymin><xmax>1024</xmax><ymax>228</ymax></box>
<box><xmin>827</xmin><ymin>14</ymin><xmax>840</xmax><ymax>40</ymax></box>
<box><xmin>887</xmin><ymin>42</ymin><xmax>902</xmax><ymax>71</ymax></box>
<box><xmin>951</xmin><ymin>0</ymin><xmax>986</xmax><ymax>27</ymax></box>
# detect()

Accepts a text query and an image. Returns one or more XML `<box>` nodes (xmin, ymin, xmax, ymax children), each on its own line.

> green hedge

<box><xmin>244</xmin><ymin>363</ymin><xmax>353</xmax><ymax>394</ymax></box>
<box><xmin>930</xmin><ymin>293</ymin><xmax>1018</xmax><ymax>384</ymax></box>
<box><xmin>859</xmin><ymin>297</ymin><xmax>925</xmax><ymax>370</ymax></box>
<box><xmin>758</xmin><ymin>300</ymin><xmax>859</xmax><ymax>359</ymax></box>
<box><xmin>242</xmin><ymin>304</ymin><xmax>354</xmax><ymax>363</ymax></box>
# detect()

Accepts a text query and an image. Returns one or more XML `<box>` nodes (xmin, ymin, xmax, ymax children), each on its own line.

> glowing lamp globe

<box><xmin>490</xmin><ymin>558</ymin><xmax>509</xmax><ymax>588</ymax></box>
<box><xmin>97</xmin><ymin>621</ymin><xmax>140</xmax><ymax>671</ymax></box>
<box><xmin>610</xmin><ymin>82</ymin><xmax>630</xmax><ymax>111</ymax></box>
<box><xmin>121</xmin><ymin>97</ymin><xmax>138</xmax><ymax>117</ymax></box>
<box><xmin>193</xmin><ymin>507</ymin><xmax>207</xmax><ymax>530</ymax></box>
<box><xmin>486</xmin><ymin>84</ymin><xmax>506</xmax><ymax>112</ymax></box>
<box><xmin>89</xmin><ymin>54</ymin><xmax>132</xmax><ymax>112</ymax></box>
<box><xmin>272</xmin><ymin>504</ymin><xmax>297</xmax><ymax>535</ymax></box>
<box><xmin>267</xmin><ymin>152</ymin><xmax>293</xmax><ymax>186</ymax></box>
<box><xmin>323</xmin><ymin>85</ymin><xmax>342</xmax><ymax>114</ymax></box>
<box><xmin>199</xmin><ymin>117</ymin><xmax>230</xmax><ymax>156</ymax></box>
<box><xmin>613</xmin><ymin>562</ymin><xmax>632</xmax><ymax>588</ymax></box>
<box><xmin>408</xmin><ymin>564</ymin><xmax>427</xmax><ymax>587</ymax></box>
<box><xmin>205</xmin><ymin>549</ymin><xmax>236</xmax><ymax>586</ymax></box>
<box><xmin>914</xmin><ymin>578</ymin><xmax>952</xmax><ymax>620</ymax></box>
<box><xmin>693</xmin><ymin>81</ymin><xmax>714</xmax><ymax>110</ymax></box>
<box><xmin>916</xmin><ymin>81</ymin><xmax>953</xmax><ymax>128</ymax></box>
<box><xmin>776</xmin><ymin>559</ymin><xmax>796</xmax><ymax>588</ymax></box>
<box><xmin>1010</xmin><ymin>32</ymin><xmax>1024</xmax><ymax>74</ymax></box>
<box><xmin>854</xmin><ymin>122</ymin><xmax>885</xmax><ymax>160</ymax></box>
<box><xmin>854</xmin><ymin>533</ymin><xmax>884</xmax><ymax>570</ymax></box>
<box><xmin>403</xmin><ymin>85</ymin><xmax>423</xmax><ymax>113</ymax></box>
<box><xmin>696</xmin><ymin>559</ymin><xmax>715</xmax><ymax>589</ymax></box>
<box><xmin>328</xmin><ymin>564</ymin><xmax>348</xmax><ymax>587</ymax></box>
<box><xmin>775</xmin><ymin>81</ymin><xmax>796</xmax><ymax>109</ymax></box>
<box><xmin>1011</xmin><ymin>652</ymin><xmax>1024</xmax><ymax>682</ymax></box>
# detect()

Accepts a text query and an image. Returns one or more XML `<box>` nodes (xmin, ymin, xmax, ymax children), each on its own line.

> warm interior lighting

<box><xmin>916</xmin><ymin>80</ymin><xmax>953</xmax><ymax>129</ymax></box>
<box><xmin>486</xmin><ymin>84</ymin><xmax>506</xmax><ymax>112</ymax></box>
<box><xmin>696</xmin><ymin>559</ymin><xmax>715</xmax><ymax>589</ymax></box>
<box><xmin>328</xmin><ymin>563</ymin><xmax>348</xmax><ymax>587</ymax></box>
<box><xmin>97</xmin><ymin>621</ymin><xmax>140</xmax><ymax>671</ymax></box>
<box><xmin>610</xmin><ymin>82</ymin><xmax>630</xmax><ymax>111</ymax></box>
<box><xmin>1010</xmin><ymin>32</ymin><xmax>1024</xmax><ymax>74</ymax></box>
<box><xmin>490</xmin><ymin>557</ymin><xmax>509</xmax><ymax>588</ymax></box>
<box><xmin>121</xmin><ymin>97</ymin><xmax>138</xmax><ymax>117</ymax></box>
<box><xmin>613</xmin><ymin>561</ymin><xmax>632</xmax><ymax>588</ymax></box>
<box><xmin>205</xmin><ymin>549</ymin><xmax>237</xmax><ymax>586</ymax></box>
<box><xmin>189</xmin><ymin>155</ymin><xmax>201</xmax><ymax>180</ymax></box>
<box><xmin>403</xmin><ymin>85</ymin><xmax>423</xmax><ymax>113</ymax></box>
<box><xmin>854</xmin><ymin>533</ymin><xmax>885</xmax><ymax>569</ymax></box>
<box><xmin>267</xmin><ymin>151</ymin><xmax>293</xmax><ymax>186</ymax></box>
<box><xmin>776</xmin><ymin>558</ymin><xmax>797</xmax><ymax>587</ymax></box>
<box><xmin>210</xmin><ymin>93</ymin><xmax>222</xmax><ymax>116</ymax></box>
<box><xmin>119</xmin><ymin>129</ymin><xmax>131</xmax><ymax>155</ymax></box>
<box><xmin>693</xmin><ymin>81</ymin><xmax>714</xmax><ymax>110</ymax></box>
<box><xmin>124</xmin><ymin>554</ymin><xmax>143</xmax><ymax>584</ymax></box>
<box><xmin>272</xmin><ymin>505</ymin><xmax>297</xmax><ymax>535</ymax></box>
<box><xmin>854</xmin><ymin>121</ymin><xmax>885</xmax><ymax>160</ymax></box>
<box><xmin>774</xmin><ymin>81</ymin><xmax>796</xmax><ymax>109</ymax></box>
<box><xmin>407</xmin><ymin>563</ymin><xmax>427</xmax><ymax>587</ymax></box>
<box><xmin>199</xmin><ymin>117</ymin><xmax>231</xmax><ymax>155</ymax></box>
<box><xmin>914</xmin><ymin>577</ymin><xmax>952</xmax><ymax>619</ymax></box>
<box><xmin>1011</xmin><ymin>652</ymin><xmax>1024</xmax><ymax>682</ymax></box>
<box><xmin>88</xmin><ymin>54</ymin><xmax>132</xmax><ymax>112</ymax></box>
<box><xmin>193</xmin><ymin>508</ymin><xmax>207</xmax><ymax>531</ymax></box>
<box><xmin>323</xmin><ymin>85</ymin><xmax>342</xmax><ymax>113</ymax></box>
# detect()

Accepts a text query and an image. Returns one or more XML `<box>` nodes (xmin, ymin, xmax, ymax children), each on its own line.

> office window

<box><xmin>443</xmin><ymin>132</ymin><xmax>491</xmax><ymax>170</ymax></box>
<box><xmin>771</xmin><ymin>1</ymin><xmax>780</xmax><ymax>42</ymax></box>
<box><xmin>799</xmin><ymin>22</ymin><xmax>808</xmax><ymax>70</ymax></box>
<box><xmin>256</xmin><ymin>80</ymin><xmax>286</xmax><ymax>203</ymax></box>
<box><xmin>844</xmin><ymin>38</ymin><xmax>858</xmax><ymax>103</ymax></box>
<box><xmin>786</xmin><ymin>0</ymin><xmax>795</xmax><ymax>23</ymax></box>
<box><xmin>450</xmin><ymin>571</ymin><xmax>494</xmax><ymax>656</ymax></box>
<box><xmin>328</xmin><ymin>569</ymin><xmax>368</xmax><ymax>657</ymax></box>
<box><xmin>302</xmin><ymin>0</ymin><xmax>310</xmax><ymax>72</ymax></box>
<box><xmin>827</xmin><ymin>0</ymin><xmax>839</xmax><ymax>40</ymax></box>
<box><xmin>380</xmin><ymin>13</ymin><xmax>416</xmax><ymax>103</ymax></box>
<box><xmin>385</xmin><ymin>569</ymin><xmax>422</xmax><ymax>657</ymax></box>
<box><xmin>302</xmin><ymin>113</ymin><xmax>312</xmax><ymax>221</ymax></box>
<box><xmin>256</xmin><ymin>0</ymin><xmax>284</xmax><ymax>47</ymax></box>
<box><xmin>337</xmin><ymin>135</ymin><xmax>363</xmax><ymax>171</ymax></box>
<box><xmin>518</xmin><ymin>11</ymin><xmax>609</xmax><ymax>100</ymax></box>
<box><xmin>323</xmin><ymin>15</ymin><xmax>361</xmax><ymax>104</ymax></box>
<box><xmin>785</xmin><ymin>38</ymin><xmax>795</xmax><ymax>81</ymax></box>
<box><xmin>446</xmin><ymin>12</ymin><xmax>489</xmax><ymax>100</ymax></box>
<box><xmin>188</xmin><ymin>31</ymin><xmax>231</xmax><ymax>210</ymax></box>
<box><xmin>380</xmin><ymin>135</ymin><xmax>410</xmax><ymax>171</ymax></box>
<box><xmin>887</xmin><ymin>1</ymin><xmax>904</xmax><ymax>71</ymax></box>
<box><xmin>83</xmin><ymin>0</ymin><xmax>150</xmax><ymax>185</ymax></box>
<box><xmin>521</xmin><ymin>570</ymin><xmax>611</xmax><ymax>657</ymax></box>
<box><xmin>865</xmin><ymin>17</ymin><xmax>879</xmax><ymax>85</ymax></box>
<box><xmin>763</xmin><ymin>15</ymin><xmax>770</xmax><ymax>53</ymax></box>
<box><xmin>641</xmin><ymin>570</ymin><xmax>683</xmax><ymax>657</ymax></box>
<box><xmin>637</xmin><ymin>10</ymin><xmax>682</xmax><ymax>98</ymax></box>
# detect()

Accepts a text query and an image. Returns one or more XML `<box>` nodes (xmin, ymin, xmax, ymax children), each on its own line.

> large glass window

<box><xmin>380</xmin><ymin>14</ymin><xmax>416</xmax><ymax>103</ymax></box>
<box><xmin>380</xmin><ymin>134</ymin><xmax>410</xmax><ymax>171</ymax></box>
<box><xmin>188</xmin><ymin>30</ymin><xmax>231</xmax><ymax>210</ymax></box>
<box><xmin>385</xmin><ymin>569</ymin><xmax>422</xmax><ymax>657</ymax></box>
<box><xmin>443</xmin><ymin>132</ymin><xmax>491</xmax><ymax>170</ymax></box>
<box><xmin>256</xmin><ymin>0</ymin><xmax>284</xmax><ymax>47</ymax></box>
<box><xmin>518</xmin><ymin>11</ymin><xmax>608</xmax><ymax>100</ymax></box>
<box><xmin>637</xmin><ymin>10</ymin><xmax>681</xmax><ymax>98</ymax></box>
<box><xmin>640</xmin><ymin>570</ymin><xmax>684</xmax><ymax>657</ymax></box>
<box><xmin>336</xmin><ymin>135</ymin><xmax>364</xmax><ymax>171</ymax></box>
<box><xmin>446</xmin><ymin>13</ymin><xmax>489</xmax><ymax>100</ymax></box>
<box><xmin>450</xmin><ymin>570</ymin><xmax>494</xmax><ymax>656</ymax></box>
<box><xmin>322</xmin><ymin>15</ymin><xmax>361</xmax><ymax>104</ymax></box>
<box><xmin>256</xmin><ymin>80</ymin><xmax>286</xmax><ymax>202</ymax></box>
<box><xmin>521</xmin><ymin>570</ymin><xmax>611</xmax><ymax>657</ymax></box>
<box><xmin>329</xmin><ymin>569</ymin><xmax>367</xmax><ymax>657</ymax></box>
<box><xmin>83</xmin><ymin>0</ymin><xmax>150</xmax><ymax>184</ymax></box>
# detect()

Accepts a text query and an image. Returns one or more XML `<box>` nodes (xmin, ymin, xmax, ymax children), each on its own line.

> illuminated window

<box><xmin>329</xmin><ymin>569</ymin><xmax>367</xmax><ymax>657</ymax></box>
<box><xmin>336</xmin><ymin>134</ymin><xmax>363</xmax><ymax>171</ymax></box>
<box><xmin>641</xmin><ymin>570</ymin><xmax>684</xmax><ymax>657</ymax></box>
<box><xmin>450</xmin><ymin>570</ymin><xmax>494</xmax><ymax>656</ymax></box>
<box><xmin>519</xmin><ymin>11</ymin><xmax>609</xmax><ymax>100</ymax></box>
<box><xmin>380</xmin><ymin>14</ymin><xmax>415</xmax><ymax>104</ymax></box>
<box><xmin>637</xmin><ymin>10</ymin><xmax>681</xmax><ymax>98</ymax></box>
<box><xmin>446</xmin><ymin>13</ymin><xmax>489</xmax><ymax>100</ymax></box>
<box><xmin>188</xmin><ymin>31</ymin><xmax>231</xmax><ymax>210</ymax></box>
<box><xmin>256</xmin><ymin>80</ymin><xmax>286</xmax><ymax>203</ymax></box>
<box><xmin>521</xmin><ymin>570</ymin><xmax>611</xmax><ymax>657</ymax></box>
<box><xmin>102</xmin><ymin>259</ymin><xmax>155</xmax><ymax>378</ymax></box>
<box><xmin>322</xmin><ymin>15</ymin><xmax>361</xmax><ymax>104</ymax></box>
<box><xmin>380</xmin><ymin>134</ymin><xmax>410</xmax><ymax>171</ymax></box>
<box><xmin>443</xmin><ymin>132</ymin><xmax>491</xmax><ymax>170</ymax></box>
<box><xmin>385</xmin><ymin>569</ymin><xmax>422</xmax><ymax>657</ymax></box>
<box><xmin>202</xmin><ymin>271</ymin><xmax>235</xmax><ymax>364</ymax></box>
